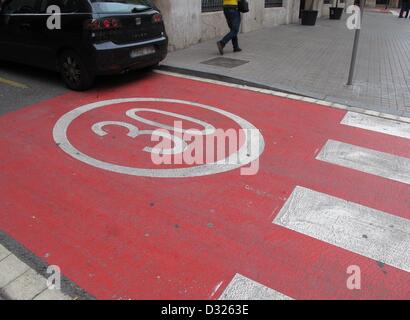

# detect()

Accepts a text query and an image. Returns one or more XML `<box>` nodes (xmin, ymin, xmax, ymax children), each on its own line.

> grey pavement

<box><xmin>162</xmin><ymin>11</ymin><xmax>410</xmax><ymax>117</ymax></box>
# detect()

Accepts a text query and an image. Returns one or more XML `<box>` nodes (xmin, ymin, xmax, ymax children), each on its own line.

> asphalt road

<box><xmin>0</xmin><ymin>61</ymin><xmax>156</xmax><ymax>116</ymax></box>
<box><xmin>1</xmin><ymin>71</ymin><xmax>410</xmax><ymax>299</ymax></box>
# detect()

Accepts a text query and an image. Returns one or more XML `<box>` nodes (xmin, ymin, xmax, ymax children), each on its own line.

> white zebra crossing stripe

<box><xmin>219</xmin><ymin>274</ymin><xmax>292</xmax><ymax>300</ymax></box>
<box><xmin>341</xmin><ymin>112</ymin><xmax>410</xmax><ymax>139</ymax></box>
<box><xmin>316</xmin><ymin>140</ymin><xmax>410</xmax><ymax>185</ymax></box>
<box><xmin>273</xmin><ymin>186</ymin><xmax>410</xmax><ymax>273</ymax></box>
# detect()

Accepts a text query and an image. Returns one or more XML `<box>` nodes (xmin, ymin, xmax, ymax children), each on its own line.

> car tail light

<box><xmin>84</xmin><ymin>18</ymin><xmax>121</xmax><ymax>30</ymax></box>
<box><xmin>102</xmin><ymin>19</ymin><xmax>111</xmax><ymax>29</ymax></box>
<box><xmin>152</xmin><ymin>13</ymin><xmax>162</xmax><ymax>24</ymax></box>
<box><xmin>84</xmin><ymin>19</ymin><xmax>100</xmax><ymax>30</ymax></box>
<box><xmin>111</xmin><ymin>19</ymin><xmax>120</xmax><ymax>28</ymax></box>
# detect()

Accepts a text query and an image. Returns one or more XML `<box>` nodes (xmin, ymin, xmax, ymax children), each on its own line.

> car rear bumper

<box><xmin>92</xmin><ymin>35</ymin><xmax>168</xmax><ymax>75</ymax></box>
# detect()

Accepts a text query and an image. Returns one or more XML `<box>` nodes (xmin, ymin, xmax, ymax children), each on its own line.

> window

<box><xmin>202</xmin><ymin>0</ymin><xmax>223</xmax><ymax>12</ymax></box>
<box><xmin>91</xmin><ymin>0</ymin><xmax>154</xmax><ymax>14</ymax></box>
<box><xmin>39</xmin><ymin>0</ymin><xmax>79</xmax><ymax>13</ymax></box>
<box><xmin>265</xmin><ymin>0</ymin><xmax>283</xmax><ymax>7</ymax></box>
<box><xmin>1</xmin><ymin>0</ymin><xmax>38</xmax><ymax>13</ymax></box>
<box><xmin>324</xmin><ymin>0</ymin><xmax>331</xmax><ymax>3</ymax></box>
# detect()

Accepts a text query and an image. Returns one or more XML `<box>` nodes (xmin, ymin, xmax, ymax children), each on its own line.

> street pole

<box><xmin>347</xmin><ymin>0</ymin><xmax>365</xmax><ymax>86</ymax></box>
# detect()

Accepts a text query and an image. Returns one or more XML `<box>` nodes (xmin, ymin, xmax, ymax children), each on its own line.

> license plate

<box><xmin>130</xmin><ymin>46</ymin><xmax>156</xmax><ymax>58</ymax></box>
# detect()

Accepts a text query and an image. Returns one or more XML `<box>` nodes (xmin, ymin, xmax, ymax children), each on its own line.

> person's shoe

<box><xmin>233</xmin><ymin>47</ymin><xmax>242</xmax><ymax>53</ymax></box>
<box><xmin>217</xmin><ymin>41</ymin><xmax>224</xmax><ymax>55</ymax></box>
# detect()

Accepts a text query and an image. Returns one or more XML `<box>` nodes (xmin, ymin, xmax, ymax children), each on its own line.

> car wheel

<box><xmin>59</xmin><ymin>50</ymin><xmax>95</xmax><ymax>91</ymax></box>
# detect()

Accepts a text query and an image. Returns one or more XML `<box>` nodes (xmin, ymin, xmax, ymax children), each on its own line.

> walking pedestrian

<box><xmin>217</xmin><ymin>0</ymin><xmax>242</xmax><ymax>55</ymax></box>
<box><xmin>399</xmin><ymin>0</ymin><xmax>409</xmax><ymax>18</ymax></box>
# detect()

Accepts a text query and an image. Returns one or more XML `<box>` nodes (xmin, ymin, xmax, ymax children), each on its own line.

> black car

<box><xmin>0</xmin><ymin>0</ymin><xmax>168</xmax><ymax>90</ymax></box>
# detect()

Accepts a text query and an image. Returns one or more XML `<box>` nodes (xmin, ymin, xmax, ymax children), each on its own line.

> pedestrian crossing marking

<box><xmin>273</xmin><ymin>186</ymin><xmax>410</xmax><ymax>273</ymax></box>
<box><xmin>316</xmin><ymin>140</ymin><xmax>410</xmax><ymax>185</ymax></box>
<box><xmin>341</xmin><ymin>112</ymin><xmax>410</xmax><ymax>139</ymax></box>
<box><xmin>219</xmin><ymin>274</ymin><xmax>293</xmax><ymax>300</ymax></box>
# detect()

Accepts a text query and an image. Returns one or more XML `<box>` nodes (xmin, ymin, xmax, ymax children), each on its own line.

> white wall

<box><xmin>285</xmin><ymin>0</ymin><xmax>301</xmax><ymax>23</ymax></box>
<box><xmin>263</xmin><ymin>7</ymin><xmax>288</xmax><ymax>28</ymax></box>
<box><xmin>315</xmin><ymin>0</ymin><xmax>324</xmax><ymax>17</ymax></box>
<box><xmin>153</xmin><ymin>0</ymin><xmax>202</xmax><ymax>51</ymax></box>
<box><xmin>242</xmin><ymin>0</ymin><xmax>299</xmax><ymax>32</ymax></box>
<box><xmin>321</xmin><ymin>3</ymin><xmax>331</xmax><ymax>17</ymax></box>
<box><xmin>200</xmin><ymin>11</ymin><xmax>230</xmax><ymax>43</ymax></box>
<box><xmin>366</xmin><ymin>0</ymin><xmax>376</xmax><ymax>7</ymax></box>
<box><xmin>241</xmin><ymin>0</ymin><xmax>265</xmax><ymax>32</ymax></box>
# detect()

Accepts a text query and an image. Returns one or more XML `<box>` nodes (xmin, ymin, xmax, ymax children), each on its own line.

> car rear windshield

<box><xmin>91</xmin><ymin>0</ymin><xmax>154</xmax><ymax>13</ymax></box>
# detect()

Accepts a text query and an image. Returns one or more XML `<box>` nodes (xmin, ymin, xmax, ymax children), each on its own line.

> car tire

<box><xmin>59</xmin><ymin>50</ymin><xmax>95</xmax><ymax>91</ymax></box>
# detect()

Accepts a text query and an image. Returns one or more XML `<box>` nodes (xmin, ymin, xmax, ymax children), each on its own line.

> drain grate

<box><xmin>200</xmin><ymin>57</ymin><xmax>249</xmax><ymax>68</ymax></box>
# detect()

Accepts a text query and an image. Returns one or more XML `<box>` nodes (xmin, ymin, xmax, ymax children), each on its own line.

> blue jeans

<box><xmin>221</xmin><ymin>6</ymin><xmax>241</xmax><ymax>49</ymax></box>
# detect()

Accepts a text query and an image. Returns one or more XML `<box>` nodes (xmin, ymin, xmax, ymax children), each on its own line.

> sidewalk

<box><xmin>162</xmin><ymin>11</ymin><xmax>410</xmax><ymax>118</ymax></box>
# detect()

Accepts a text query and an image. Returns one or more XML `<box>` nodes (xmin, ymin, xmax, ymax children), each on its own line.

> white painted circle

<box><xmin>53</xmin><ymin>98</ymin><xmax>265</xmax><ymax>178</ymax></box>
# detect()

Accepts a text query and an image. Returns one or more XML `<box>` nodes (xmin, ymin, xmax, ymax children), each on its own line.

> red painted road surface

<box><xmin>1</xmin><ymin>72</ymin><xmax>409</xmax><ymax>299</ymax></box>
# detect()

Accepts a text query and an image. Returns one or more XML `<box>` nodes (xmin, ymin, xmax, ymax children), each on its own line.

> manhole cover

<box><xmin>200</xmin><ymin>57</ymin><xmax>249</xmax><ymax>68</ymax></box>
